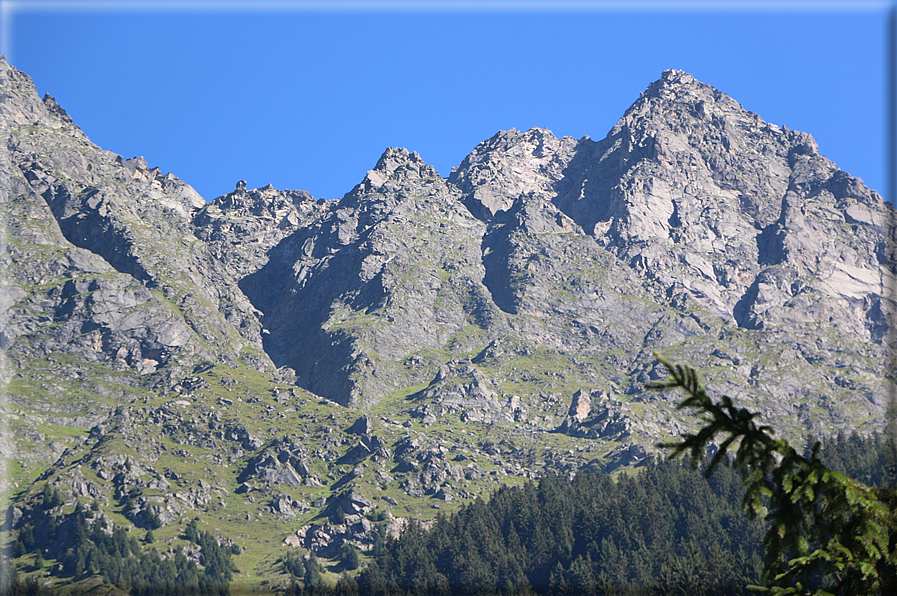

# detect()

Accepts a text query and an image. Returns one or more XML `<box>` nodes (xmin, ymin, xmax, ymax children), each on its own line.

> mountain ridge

<box><xmin>1</xmin><ymin>57</ymin><xmax>894</xmax><ymax>591</ymax></box>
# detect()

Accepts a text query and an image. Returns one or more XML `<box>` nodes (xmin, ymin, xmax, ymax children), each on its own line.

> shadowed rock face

<box><xmin>2</xmin><ymin>57</ymin><xmax>893</xmax><ymax>474</ymax></box>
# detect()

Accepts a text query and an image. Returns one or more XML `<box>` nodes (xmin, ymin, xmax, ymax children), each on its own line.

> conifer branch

<box><xmin>647</xmin><ymin>353</ymin><xmax>897</xmax><ymax>595</ymax></box>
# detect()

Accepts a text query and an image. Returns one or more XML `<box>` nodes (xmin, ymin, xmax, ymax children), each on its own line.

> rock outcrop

<box><xmin>556</xmin><ymin>390</ymin><xmax>633</xmax><ymax>441</ymax></box>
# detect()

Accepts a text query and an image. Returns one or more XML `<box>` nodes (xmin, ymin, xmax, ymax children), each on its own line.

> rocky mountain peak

<box><xmin>448</xmin><ymin>126</ymin><xmax>579</xmax><ymax>220</ymax></box>
<box><xmin>210</xmin><ymin>181</ymin><xmax>314</xmax><ymax>214</ymax></box>
<box><xmin>634</xmin><ymin>68</ymin><xmax>750</xmax><ymax>120</ymax></box>
<box><xmin>352</xmin><ymin>147</ymin><xmax>442</xmax><ymax>198</ymax></box>
<box><xmin>615</xmin><ymin>68</ymin><xmax>765</xmax><ymax>168</ymax></box>
<box><xmin>373</xmin><ymin>146</ymin><xmax>430</xmax><ymax>174</ymax></box>
<box><xmin>643</xmin><ymin>68</ymin><xmax>703</xmax><ymax>97</ymax></box>
<box><xmin>547</xmin><ymin>69</ymin><xmax>893</xmax><ymax>339</ymax></box>
<box><xmin>621</xmin><ymin>69</ymin><xmax>753</xmax><ymax>139</ymax></box>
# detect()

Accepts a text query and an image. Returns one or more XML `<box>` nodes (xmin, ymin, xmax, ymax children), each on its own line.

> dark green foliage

<box><xmin>809</xmin><ymin>431</ymin><xmax>891</xmax><ymax>488</ymax></box>
<box><xmin>331</xmin><ymin>507</ymin><xmax>347</xmax><ymax>525</ymax></box>
<box><xmin>178</xmin><ymin>519</ymin><xmax>239</xmax><ymax>589</ymax></box>
<box><xmin>371</xmin><ymin>527</ymin><xmax>386</xmax><ymax>558</ymax></box>
<box><xmin>10</xmin><ymin>500</ymin><xmax>236</xmax><ymax>595</ymax></box>
<box><xmin>184</xmin><ymin>518</ymin><xmax>200</xmax><ymax>543</ymax></box>
<box><xmin>118</xmin><ymin>488</ymin><xmax>163</xmax><ymax>531</ymax></box>
<box><xmin>342</xmin><ymin>544</ymin><xmax>361</xmax><ymax>571</ymax></box>
<box><xmin>1</xmin><ymin>568</ymin><xmax>52</xmax><ymax>596</ymax></box>
<box><xmin>17</xmin><ymin>525</ymin><xmax>34</xmax><ymax>552</ymax></box>
<box><xmin>40</xmin><ymin>484</ymin><xmax>63</xmax><ymax>510</ymax></box>
<box><xmin>13</xmin><ymin>539</ymin><xmax>26</xmax><ymax>558</ymax></box>
<box><xmin>145</xmin><ymin>510</ymin><xmax>162</xmax><ymax>530</ymax></box>
<box><xmin>352</xmin><ymin>460</ymin><xmax>764</xmax><ymax>595</ymax></box>
<box><xmin>305</xmin><ymin>553</ymin><xmax>324</xmax><ymax>588</ymax></box>
<box><xmin>648</xmin><ymin>354</ymin><xmax>897</xmax><ymax>596</ymax></box>
<box><xmin>335</xmin><ymin>573</ymin><xmax>361</xmax><ymax>596</ymax></box>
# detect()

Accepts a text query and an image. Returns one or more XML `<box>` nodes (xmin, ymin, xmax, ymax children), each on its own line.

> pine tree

<box><xmin>567</xmin><ymin>554</ymin><xmax>598</xmax><ymax>595</ymax></box>
<box><xmin>41</xmin><ymin>484</ymin><xmax>63</xmax><ymax>509</ymax></box>
<box><xmin>341</xmin><ymin>544</ymin><xmax>360</xmax><ymax>571</ymax></box>
<box><xmin>184</xmin><ymin>519</ymin><xmax>199</xmax><ymax>543</ymax></box>
<box><xmin>304</xmin><ymin>554</ymin><xmax>324</xmax><ymax>589</ymax></box>
<box><xmin>335</xmin><ymin>572</ymin><xmax>360</xmax><ymax>596</ymax></box>
<box><xmin>548</xmin><ymin>561</ymin><xmax>570</xmax><ymax>595</ymax></box>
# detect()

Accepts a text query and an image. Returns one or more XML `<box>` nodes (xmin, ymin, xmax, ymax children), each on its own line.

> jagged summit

<box><xmin>641</xmin><ymin>68</ymin><xmax>715</xmax><ymax>98</ymax></box>
<box><xmin>633</xmin><ymin>69</ymin><xmax>763</xmax><ymax>130</ymax></box>
<box><xmin>372</xmin><ymin>146</ymin><xmax>432</xmax><ymax>174</ymax></box>
<box><xmin>448</xmin><ymin>126</ymin><xmax>579</xmax><ymax>219</ymax></box>
<box><xmin>356</xmin><ymin>146</ymin><xmax>443</xmax><ymax>196</ymax></box>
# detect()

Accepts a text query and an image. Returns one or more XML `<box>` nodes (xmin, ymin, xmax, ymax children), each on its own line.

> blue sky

<box><xmin>3</xmin><ymin>1</ymin><xmax>894</xmax><ymax>203</ymax></box>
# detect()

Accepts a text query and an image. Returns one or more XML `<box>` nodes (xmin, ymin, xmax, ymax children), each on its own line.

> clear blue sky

<box><xmin>3</xmin><ymin>1</ymin><xmax>893</xmax><ymax>203</ymax></box>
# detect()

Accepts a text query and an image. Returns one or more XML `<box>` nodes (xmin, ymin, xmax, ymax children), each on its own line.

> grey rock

<box><xmin>346</xmin><ymin>416</ymin><xmax>371</xmax><ymax>435</ymax></box>
<box><xmin>603</xmin><ymin>444</ymin><xmax>649</xmax><ymax>474</ymax></box>
<box><xmin>333</xmin><ymin>489</ymin><xmax>373</xmax><ymax>515</ymax></box>
<box><xmin>555</xmin><ymin>390</ymin><xmax>632</xmax><ymax>441</ymax></box>
<box><xmin>338</xmin><ymin>435</ymin><xmax>384</xmax><ymax>465</ymax></box>
<box><xmin>239</xmin><ymin>453</ymin><xmax>304</xmax><ymax>486</ymax></box>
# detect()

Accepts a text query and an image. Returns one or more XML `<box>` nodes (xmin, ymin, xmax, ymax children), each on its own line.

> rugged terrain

<box><xmin>1</xmin><ymin>55</ymin><xmax>894</xmax><ymax>591</ymax></box>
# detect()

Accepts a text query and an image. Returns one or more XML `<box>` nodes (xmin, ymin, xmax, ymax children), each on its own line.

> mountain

<box><xmin>1</xmin><ymin>56</ymin><xmax>893</xmax><ymax>591</ymax></box>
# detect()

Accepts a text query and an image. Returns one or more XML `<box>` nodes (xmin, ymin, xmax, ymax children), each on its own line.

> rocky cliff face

<box><xmin>1</xmin><ymin>57</ymin><xmax>893</xmax><ymax>589</ymax></box>
<box><xmin>554</xmin><ymin>70</ymin><xmax>892</xmax><ymax>338</ymax></box>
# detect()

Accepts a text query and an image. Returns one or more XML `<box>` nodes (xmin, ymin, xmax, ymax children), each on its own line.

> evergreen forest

<box><xmin>293</xmin><ymin>431</ymin><xmax>891</xmax><ymax>596</ymax></box>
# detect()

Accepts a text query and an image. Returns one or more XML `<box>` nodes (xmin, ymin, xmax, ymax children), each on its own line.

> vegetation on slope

<box><xmin>280</xmin><ymin>358</ymin><xmax>895</xmax><ymax>596</ymax></box>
